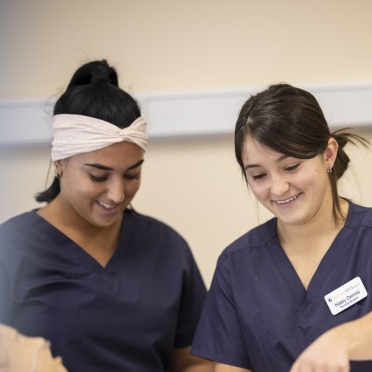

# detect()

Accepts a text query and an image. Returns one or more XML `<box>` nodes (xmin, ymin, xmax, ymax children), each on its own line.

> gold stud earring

<box><xmin>326</xmin><ymin>166</ymin><xmax>332</xmax><ymax>174</ymax></box>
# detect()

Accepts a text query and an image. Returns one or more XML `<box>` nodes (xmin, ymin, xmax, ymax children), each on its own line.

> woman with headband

<box><xmin>191</xmin><ymin>84</ymin><xmax>372</xmax><ymax>371</ymax></box>
<box><xmin>0</xmin><ymin>60</ymin><xmax>211</xmax><ymax>372</ymax></box>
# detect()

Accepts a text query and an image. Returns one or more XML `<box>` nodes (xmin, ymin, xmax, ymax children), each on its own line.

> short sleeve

<box><xmin>0</xmin><ymin>257</ymin><xmax>11</xmax><ymax>323</ymax></box>
<box><xmin>191</xmin><ymin>253</ymin><xmax>251</xmax><ymax>369</ymax></box>
<box><xmin>174</xmin><ymin>247</ymin><xmax>207</xmax><ymax>348</ymax></box>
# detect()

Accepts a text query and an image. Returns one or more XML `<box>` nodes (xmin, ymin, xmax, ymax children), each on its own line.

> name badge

<box><xmin>324</xmin><ymin>277</ymin><xmax>368</xmax><ymax>315</ymax></box>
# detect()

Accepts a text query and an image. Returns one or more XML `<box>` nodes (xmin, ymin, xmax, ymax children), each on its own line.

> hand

<box><xmin>290</xmin><ymin>329</ymin><xmax>350</xmax><ymax>372</ymax></box>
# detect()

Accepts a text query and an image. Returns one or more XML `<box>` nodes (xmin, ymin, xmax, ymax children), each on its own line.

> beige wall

<box><xmin>1</xmin><ymin>0</ymin><xmax>372</xmax><ymax>285</ymax></box>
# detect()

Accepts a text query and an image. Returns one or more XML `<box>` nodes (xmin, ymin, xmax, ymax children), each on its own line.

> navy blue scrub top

<box><xmin>0</xmin><ymin>208</ymin><xmax>207</xmax><ymax>372</ymax></box>
<box><xmin>192</xmin><ymin>201</ymin><xmax>372</xmax><ymax>371</ymax></box>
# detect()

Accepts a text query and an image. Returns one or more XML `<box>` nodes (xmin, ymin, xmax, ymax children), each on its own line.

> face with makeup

<box><xmin>242</xmin><ymin>136</ymin><xmax>337</xmax><ymax>228</ymax></box>
<box><xmin>56</xmin><ymin>141</ymin><xmax>144</xmax><ymax>228</ymax></box>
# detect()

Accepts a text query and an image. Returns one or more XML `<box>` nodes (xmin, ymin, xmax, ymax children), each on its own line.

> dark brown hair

<box><xmin>234</xmin><ymin>83</ymin><xmax>369</xmax><ymax>222</ymax></box>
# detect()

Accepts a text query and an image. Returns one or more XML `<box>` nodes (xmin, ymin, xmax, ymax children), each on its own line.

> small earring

<box><xmin>55</xmin><ymin>167</ymin><xmax>63</xmax><ymax>179</ymax></box>
<box><xmin>326</xmin><ymin>166</ymin><xmax>333</xmax><ymax>174</ymax></box>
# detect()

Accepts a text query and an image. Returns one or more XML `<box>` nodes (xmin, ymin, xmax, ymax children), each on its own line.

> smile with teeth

<box><xmin>274</xmin><ymin>194</ymin><xmax>300</xmax><ymax>205</ymax></box>
<box><xmin>97</xmin><ymin>201</ymin><xmax>118</xmax><ymax>210</ymax></box>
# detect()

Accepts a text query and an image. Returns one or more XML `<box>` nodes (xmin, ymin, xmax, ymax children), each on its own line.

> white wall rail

<box><xmin>1</xmin><ymin>82</ymin><xmax>372</xmax><ymax>145</ymax></box>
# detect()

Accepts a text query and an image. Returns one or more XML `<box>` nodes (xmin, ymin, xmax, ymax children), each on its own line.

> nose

<box><xmin>271</xmin><ymin>176</ymin><xmax>289</xmax><ymax>197</ymax></box>
<box><xmin>106</xmin><ymin>178</ymin><xmax>125</xmax><ymax>204</ymax></box>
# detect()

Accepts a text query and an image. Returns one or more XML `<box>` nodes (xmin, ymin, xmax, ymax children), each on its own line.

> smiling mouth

<box><xmin>273</xmin><ymin>194</ymin><xmax>301</xmax><ymax>205</ymax></box>
<box><xmin>97</xmin><ymin>201</ymin><xmax>118</xmax><ymax>210</ymax></box>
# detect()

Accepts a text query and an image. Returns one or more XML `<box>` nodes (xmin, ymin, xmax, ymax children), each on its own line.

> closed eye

<box><xmin>251</xmin><ymin>173</ymin><xmax>267</xmax><ymax>181</ymax></box>
<box><xmin>90</xmin><ymin>174</ymin><xmax>108</xmax><ymax>183</ymax></box>
<box><xmin>124</xmin><ymin>172</ymin><xmax>140</xmax><ymax>181</ymax></box>
<box><xmin>285</xmin><ymin>163</ymin><xmax>300</xmax><ymax>172</ymax></box>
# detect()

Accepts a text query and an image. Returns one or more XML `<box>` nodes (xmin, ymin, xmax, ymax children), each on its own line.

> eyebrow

<box><xmin>84</xmin><ymin>159</ymin><xmax>145</xmax><ymax>171</ymax></box>
<box><xmin>244</xmin><ymin>154</ymin><xmax>289</xmax><ymax>171</ymax></box>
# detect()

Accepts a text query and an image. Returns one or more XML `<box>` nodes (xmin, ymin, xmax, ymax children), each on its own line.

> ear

<box><xmin>324</xmin><ymin>137</ymin><xmax>338</xmax><ymax>168</ymax></box>
<box><xmin>54</xmin><ymin>160</ymin><xmax>62</xmax><ymax>169</ymax></box>
<box><xmin>54</xmin><ymin>160</ymin><xmax>64</xmax><ymax>179</ymax></box>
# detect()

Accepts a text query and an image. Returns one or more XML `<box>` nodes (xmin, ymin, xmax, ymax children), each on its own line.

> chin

<box><xmin>90</xmin><ymin>215</ymin><xmax>121</xmax><ymax>228</ymax></box>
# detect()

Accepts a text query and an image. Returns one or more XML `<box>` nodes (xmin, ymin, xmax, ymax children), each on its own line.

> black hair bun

<box><xmin>67</xmin><ymin>59</ymin><xmax>118</xmax><ymax>88</ymax></box>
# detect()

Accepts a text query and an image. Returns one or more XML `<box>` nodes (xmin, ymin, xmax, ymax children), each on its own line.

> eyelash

<box><xmin>125</xmin><ymin>173</ymin><xmax>140</xmax><ymax>181</ymax></box>
<box><xmin>90</xmin><ymin>175</ymin><xmax>108</xmax><ymax>183</ymax></box>
<box><xmin>250</xmin><ymin>163</ymin><xmax>300</xmax><ymax>181</ymax></box>
<box><xmin>285</xmin><ymin>163</ymin><xmax>300</xmax><ymax>172</ymax></box>
<box><xmin>89</xmin><ymin>173</ymin><xmax>140</xmax><ymax>183</ymax></box>
<box><xmin>252</xmin><ymin>173</ymin><xmax>266</xmax><ymax>181</ymax></box>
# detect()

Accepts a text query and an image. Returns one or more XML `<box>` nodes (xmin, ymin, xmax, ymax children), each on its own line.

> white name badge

<box><xmin>324</xmin><ymin>277</ymin><xmax>368</xmax><ymax>315</ymax></box>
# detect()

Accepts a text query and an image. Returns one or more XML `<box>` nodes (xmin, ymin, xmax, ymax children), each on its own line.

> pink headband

<box><xmin>51</xmin><ymin>114</ymin><xmax>148</xmax><ymax>161</ymax></box>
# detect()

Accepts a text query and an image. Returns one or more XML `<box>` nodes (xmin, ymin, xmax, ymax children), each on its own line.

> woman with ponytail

<box><xmin>0</xmin><ymin>60</ymin><xmax>211</xmax><ymax>372</ymax></box>
<box><xmin>192</xmin><ymin>83</ymin><xmax>372</xmax><ymax>371</ymax></box>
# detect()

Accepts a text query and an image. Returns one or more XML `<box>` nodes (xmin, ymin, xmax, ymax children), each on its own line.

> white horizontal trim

<box><xmin>1</xmin><ymin>82</ymin><xmax>372</xmax><ymax>145</ymax></box>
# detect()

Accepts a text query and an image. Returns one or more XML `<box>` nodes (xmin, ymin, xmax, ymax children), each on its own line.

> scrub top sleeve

<box><xmin>174</xmin><ymin>246</ymin><xmax>207</xmax><ymax>348</ymax></box>
<box><xmin>0</xmin><ymin>257</ymin><xmax>11</xmax><ymax>323</ymax></box>
<box><xmin>191</xmin><ymin>253</ymin><xmax>251</xmax><ymax>369</ymax></box>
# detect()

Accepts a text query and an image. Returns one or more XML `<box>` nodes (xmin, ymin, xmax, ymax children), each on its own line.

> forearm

<box><xmin>290</xmin><ymin>311</ymin><xmax>372</xmax><ymax>371</ymax></box>
<box><xmin>214</xmin><ymin>363</ymin><xmax>251</xmax><ymax>371</ymax></box>
<box><xmin>342</xmin><ymin>310</ymin><xmax>372</xmax><ymax>360</ymax></box>
<box><xmin>179</xmin><ymin>363</ymin><xmax>213</xmax><ymax>372</ymax></box>
<box><xmin>177</xmin><ymin>358</ymin><xmax>213</xmax><ymax>372</ymax></box>
<box><xmin>169</xmin><ymin>347</ymin><xmax>213</xmax><ymax>372</ymax></box>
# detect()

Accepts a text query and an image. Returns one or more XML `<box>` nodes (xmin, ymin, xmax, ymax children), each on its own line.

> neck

<box><xmin>276</xmin><ymin>199</ymin><xmax>349</xmax><ymax>289</ymax></box>
<box><xmin>277</xmin><ymin>198</ymin><xmax>348</xmax><ymax>253</ymax></box>
<box><xmin>38</xmin><ymin>197</ymin><xmax>123</xmax><ymax>238</ymax></box>
<box><xmin>38</xmin><ymin>198</ymin><xmax>123</xmax><ymax>267</ymax></box>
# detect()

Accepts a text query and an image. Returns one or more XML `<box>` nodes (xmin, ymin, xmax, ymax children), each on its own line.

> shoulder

<box><xmin>0</xmin><ymin>211</ymin><xmax>36</xmax><ymax>239</ymax></box>
<box><xmin>126</xmin><ymin>208</ymin><xmax>185</xmax><ymax>236</ymax></box>
<box><xmin>0</xmin><ymin>211</ymin><xmax>41</xmax><ymax>271</ymax></box>
<box><xmin>346</xmin><ymin>201</ymin><xmax>372</xmax><ymax>229</ymax></box>
<box><xmin>124</xmin><ymin>209</ymin><xmax>203</xmax><ymax>280</ymax></box>
<box><xmin>125</xmin><ymin>208</ymin><xmax>190</xmax><ymax>252</ymax></box>
<box><xmin>218</xmin><ymin>217</ymin><xmax>277</xmax><ymax>264</ymax></box>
